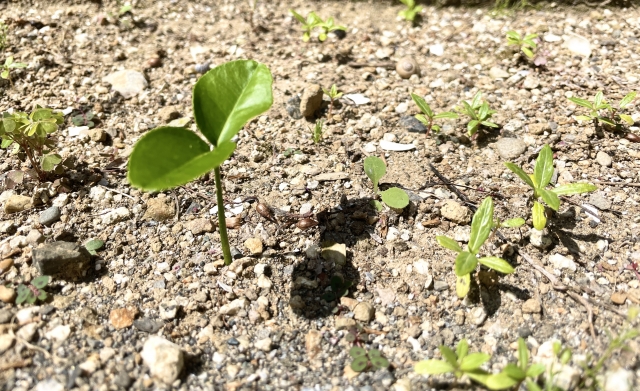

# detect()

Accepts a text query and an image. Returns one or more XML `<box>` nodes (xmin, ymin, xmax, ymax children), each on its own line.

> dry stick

<box><xmin>98</xmin><ymin>184</ymin><xmax>136</xmax><ymax>201</ymax></box>
<box><xmin>0</xmin><ymin>359</ymin><xmax>32</xmax><ymax>371</ymax></box>
<box><xmin>428</xmin><ymin>163</ymin><xmax>478</xmax><ymax>212</ymax></box>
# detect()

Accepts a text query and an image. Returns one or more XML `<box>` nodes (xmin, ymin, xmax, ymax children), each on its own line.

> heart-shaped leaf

<box><xmin>380</xmin><ymin>187</ymin><xmax>409</xmax><ymax>209</ymax></box>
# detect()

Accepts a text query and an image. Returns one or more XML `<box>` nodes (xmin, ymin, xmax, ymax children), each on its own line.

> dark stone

<box><xmin>286</xmin><ymin>95</ymin><xmax>302</xmax><ymax>119</ymax></box>
<box><xmin>133</xmin><ymin>318</ymin><xmax>163</xmax><ymax>333</ymax></box>
<box><xmin>227</xmin><ymin>337</ymin><xmax>239</xmax><ymax>346</ymax></box>
<box><xmin>0</xmin><ymin>309</ymin><xmax>15</xmax><ymax>324</ymax></box>
<box><xmin>230</xmin><ymin>247</ymin><xmax>243</xmax><ymax>259</ymax></box>
<box><xmin>399</xmin><ymin>116</ymin><xmax>427</xmax><ymax>133</ymax></box>
<box><xmin>32</xmin><ymin>242</ymin><xmax>91</xmax><ymax>281</ymax></box>
<box><xmin>39</xmin><ymin>206</ymin><xmax>61</xmax><ymax>226</ymax></box>
<box><xmin>113</xmin><ymin>370</ymin><xmax>132</xmax><ymax>388</ymax></box>
<box><xmin>518</xmin><ymin>327</ymin><xmax>533</xmax><ymax>338</ymax></box>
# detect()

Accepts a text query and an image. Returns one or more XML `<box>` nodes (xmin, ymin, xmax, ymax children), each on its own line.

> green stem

<box><xmin>214</xmin><ymin>167</ymin><xmax>232</xmax><ymax>265</ymax></box>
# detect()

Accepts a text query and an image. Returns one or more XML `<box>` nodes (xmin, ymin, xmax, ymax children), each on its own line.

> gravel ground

<box><xmin>1</xmin><ymin>1</ymin><xmax>640</xmax><ymax>390</ymax></box>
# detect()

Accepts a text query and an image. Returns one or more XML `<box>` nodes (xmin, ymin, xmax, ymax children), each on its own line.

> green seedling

<box><xmin>345</xmin><ymin>324</ymin><xmax>390</xmax><ymax>372</ymax></box>
<box><xmin>415</xmin><ymin>338</ymin><xmax>491</xmax><ymax>386</ymax></box>
<box><xmin>568</xmin><ymin>91</ymin><xmax>636</xmax><ymax>130</ymax></box>
<box><xmin>436</xmin><ymin>197</ymin><xmax>515</xmax><ymax>298</ymax></box>
<box><xmin>316</xmin><ymin>17</ymin><xmax>346</xmax><ymax>42</ymax></box>
<box><xmin>323</xmin><ymin>84</ymin><xmax>343</xmax><ymax>118</ymax></box>
<box><xmin>486</xmin><ymin>338</ymin><xmax>546</xmax><ymax>390</ymax></box>
<box><xmin>504</xmin><ymin>144</ymin><xmax>597</xmax><ymax>230</ymax></box>
<box><xmin>312</xmin><ymin>119</ymin><xmax>324</xmax><ymax>144</ymax></box>
<box><xmin>0</xmin><ymin>107</ymin><xmax>64</xmax><ymax>180</ymax></box>
<box><xmin>1</xmin><ymin>56</ymin><xmax>27</xmax><ymax>84</ymax></box>
<box><xmin>0</xmin><ymin>21</ymin><xmax>8</xmax><ymax>52</ymax></box>
<box><xmin>71</xmin><ymin>109</ymin><xmax>95</xmax><ymax>128</ymax></box>
<box><xmin>84</xmin><ymin>239</ymin><xmax>105</xmax><ymax>256</ymax></box>
<box><xmin>5</xmin><ymin>276</ymin><xmax>51</xmax><ymax>305</ymax></box>
<box><xmin>455</xmin><ymin>91</ymin><xmax>498</xmax><ymax>138</ymax></box>
<box><xmin>322</xmin><ymin>274</ymin><xmax>352</xmax><ymax>302</ymax></box>
<box><xmin>127</xmin><ymin>60</ymin><xmax>273</xmax><ymax>265</ymax></box>
<box><xmin>506</xmin><ymin>31</ymin><xmax>538</xmax><ymax>59</ymax></box>
<box><xmin>283</xmin><ymin>147</ymin><xmax>303</xmax><ymax>158</ymax></box>
<box><xmin>290</xmin><ymin>9</ymin><xmax>322</xmax><ymax>42</ymax></box>
<box><xmin>398</xmin><ymin>0</ymin><xmax>423</xmax><ymax>22</ymax></box>
<box><xmin>411</xmin><ymin>93</ymin><xmax>459</xmax><ymax>136</ymax></box>
<box><xmin>363</xmin><ymin>156</ymin><xmax>409</xmax><ymax>210</ymax></box>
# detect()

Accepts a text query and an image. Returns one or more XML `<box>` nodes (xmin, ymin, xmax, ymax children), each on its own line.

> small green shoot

<box><xmin>415</xmin><ymin>338</ymin><xmax>491</xmax><ymax>386</ymax></box>
<box><xmin>283</xmin><ymin>147</ymin><xmax>303</xmax><ymax>158</ymax></box>
<box><xmin>568</xmin><ymin>91</ymin><xmax>637</xmax><ymax>130</ymax></box>
<box><xmin>398</xmin><ymin>0</ymin><xmax>423</xmax><ymax>22</ymax></box>
<box><xmin>312</xmin><ymin>119</ymin><xmax>324</xmax><ymax>144</ymax></box>
<box><xmin>316</xmin><ymin>17</ymin><xmax>346</xmax><ymax>42</ymax></box>
<box><xmin>84</xmin><ymin>239</ymin><xmax>105</xmax><ymax>256</ymax></box>
<box><xmin>71</xmin><ymin>110</ymin><xmax>95</xmax><ymax>128</ymax></box>
<box><xmin>436</xmin><ymin>197</ymin><xmax>515</xmax><ymax>298</ymax></box>
<box><xmin>289</xmin><ymin>9</ymin><xmax>322</xmax><ymax>42</ymax></box>
<box><xmin>0</xmin><ymin>107</ymin><xmax>64</xmax><ymax>180</ymax></box>
<box><xmin>345</xmin><ymin>324</ymin><xmax>390</xmax><ymax>372</ymax></box>
<box><xmin>322</xmin><ymin>274</ymin><xmax>352</xmax><ymax>302</ymax></box>
<box><xmin>485</xmin><ymin>338</ymin><xmax>546</xmax><ymax>390</ymax></box>
<box><xmin>455</xmin><ymin>91</ymin><xmax>498</xmax><ymax>138</ymax></box>
<box><xmin>12</xmin><ymin>276</ymin><xmax>51</xmax><ymax>305</ymax></box>
<box><xmin>504</xmin><ymin>144</ymin><xmax>597</xmax><ymax>230</ymax></box>
<box><xmin>1</xmin><ymin>56</ymin><xmax>27</xmax><ymax>84</ymax></box>
<box><xmin>363</xmin><ymin>156</ymin><xmax>409</xmax><ymax>209</ymax></box>
<box><xmin>411</xmin><ymin>93</ymin><xmax>459</xmax><ymax>136</ymax></box>
<box><xmin>506</xmin><ymin>31</ymin><xmax>538</xmax><ymax>59</ymax></box>
<box><xmin>323</xmin><ymin>84</ymin><xmax>343</xmax><ymax>118</ymax></box>
<box><xmin>127</xmin><ymin>60</ymin><xmax>273</xmax><ymax>265</ymax></box>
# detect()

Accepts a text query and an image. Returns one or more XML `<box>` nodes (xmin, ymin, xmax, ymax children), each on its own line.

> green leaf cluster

<box><xmin>322</xmin><ymin>84</ymin><xmax>343</xmax><ymax>101</ymax></box>
<box><xmin>363</xmin><ymin>156</ymin><xmax>409</xmax><ymax>210</ymax></box>
<box><xmin>127</xmin><ymin>59</ymin><xmax>273</xmax><ymax>265</ymax></box>
<box><xmin>71</xmin><ymin>110</ymin><xmax>95</xmax><ymax>128</ymax></box>
<box><xmin>485</xmin><ymin>338</ymin><xmax>545</xmax><ymax>390</ymax></box>
<box><xmin>1</xmin><ymin>56</ymin><xmax>27</xmax><ymax>81</ymax></box>
<box><xmin>415</xmin><ymin>339</ymin><xmax>491</xmax><ymax>385</ymax></box>
<box><xmin>436</xmin><ymin>197</ymin><xmax>515</xmax><ymax>297</ymax></box>
<box><xmin>0</xmin><ymin>107</ymin><xmax>64</xmax><ymax>179</ymax></box>
<box><xmin>312</xmin><ymin>119</ymin><xmax>324</xmax><ymax>144</ymax></box>
<box><xmin>345</xmin><ymin>325</ymin><xmax>390</xmax><ymax>372</ymax></box>
<box><xmin>568</xmin><ymin>91</ymin><xmax>636</xmax><ymax>128</ymax></box>
<box><xmin>504</xmin><ymin>144</ymin><xmax>597</xmax><ymax>230</ymax></box>
<box><xmin>455</xmin><ymin>91</ymin><xmax>498</xmax><ymax>137</ymax></box>
<box><xmin>290</xmin><ymin>9</ymin><xmax>346</xmax><ymax>42</ymax></box>
<box><xmin>506</xmin><ymin>31</ymin><xmax>538</xmax><ymax>59</ymax></box>
<box><xmin>15</xmin><ymin>276</ymin><xmax>51</xmax><ymax>305</ymax></box>
<box><xmin>398</xmin><ymin>0</ymin><xmax>423</xmax><ymax>22</ymax></box>
<box><xmin>411</xmin><ymin>93</ymin><xmax>458</xmax><ymax>136</ymax></box>
<box><xmin>84</xmin><ymin>239</ymin><xmax>105</xmax><ymax>255</ymax></box>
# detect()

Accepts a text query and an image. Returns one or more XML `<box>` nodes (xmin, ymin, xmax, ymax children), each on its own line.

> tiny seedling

<box><xmin>283</xmin><ymin>147</ymin><xmax>303</xmax><ymax>158</ymax></box>
<box><xmin>411</xmin><ymin>93</ymin><xmax>459</xmax><ymax>136</ymax></box>
<box><xmin>323</xmin><ymin>84</ymin><xmax>343</xmax><ymax>118</ymax></box>
<box><xmin>568</xmin><ymin>91</ymin><xmax>636</xmax><ymax>130</ymax></box>
<box><xmin>0</xmin><ymin>107</ymin><xmax>64</xmax><ymax>180</ymax></box>
<box><xmin>345</xmin><ymin>324</ymin><xmax>390</xmax><ymax>372</ymax></box>
<box><xmin>3</xmin><ymin>276</ymin><xmax>51</xmax><ymax>305</ymax></box>
<box><xmin>504</xmin><ymin>144</ymin><xmax>597</xmax><ymax>230</ymax></box>
<box><xmin>312</xmin><ymin>119</ymin><xmax>324</xmax><ymax>144</ymax></box>
<box><xmin>289</xmin><ymin>9</ymin><xmax>322</xmax><ymax>42</ymax></box>
<box><xmin>316</xmin><ymin>17</ymin><xmax>346</xmax><ymax>42</ymax></box>
<box><xmin>455</xmin><ymin>91</ymin><xmax>498</xmax><ymax>138</ymax></box>
<box><xmin>1</xmin><ymin>56</ymin><xmax>27</xmax><ymax>83</ymax></box>
<box><xmin>363</xmin><ymin>156</ymin><xmax>409</xmax><ymax>210</ymax></box>
<box><xmin>398</xmin><ymin>0</ymin><xmax>423</xmax><ymax>22</ymax></box>
<box><xmin>128</xmin><ymin>60</ymin><xmax>273</xmax><ymax>265</ymax></box>
<box><xmin>321</xmin><ymin>274</ymin><xmax>352</xmax><ymax>302</ymax></box>
<box><xmin>485</xmin><ymin>338</ymin><xmax>546</xmax><ymax>390</ymax></box>
<box><xmin>71</xmin><ymin>109</ymin><xmax>95</xmax><ymax>128</ymax></box>
<box><xmin>84</xmin><ymin>239</ymin><xmax>105</xmax><ymax>256</ymax></box>
<box><xmin>415</xmin><ymin>338</ymin><xmax>491</xmax><ymax>386</ymax></box>
<box><xmin>436</xmin><ymin>197</ymin><xmax>515</xmax><ymax>298</ymax></box>
<box><xmin>505</xmin><ymin>30</ymin><xmax>538</xmax><ymax>60</ymax></box>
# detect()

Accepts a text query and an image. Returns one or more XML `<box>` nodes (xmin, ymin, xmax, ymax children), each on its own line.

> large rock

<box><xmin>4</xmin><ymin>195</ymin><xmax>32</xmax><ymax>214</ymax></box>
<box><xmin>494</xmin><ymin>138</ymin><xmax>527</xmax><ymax>160</ymax></box>
<box><xmin>141</xmin><ymin>336</ymin><xmax>184</xmax><ymax>384</ymax></box>
<box><xmin>143</xmin><ymin>197</ymin><xmax>175</xmax><ymax>222</ymax></box>
<box><xmin>103</xmin><ymin>70</ymin><xmax>148</xmax><ymax>99</ymax></box>
<box><xmin>299</xmin><ymin>84</ymin><xmax>323</xmax><ymax>117</ymax></box>
<box><xmin>440</xmin><ymin>200</ymin><xmax>470</xmax><ymax>225</ymax></box>
<box><xmin>32</xmin><ymin>242</ymin><xmax>91</xmax><ymax>281</ymax></box>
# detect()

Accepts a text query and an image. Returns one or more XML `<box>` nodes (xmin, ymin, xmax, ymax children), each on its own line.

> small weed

<box><xmin>290</xmin><ymin>10</ymin><xmax>345</xmax><ymax>42</ymax></box>
<box><xmin>504</xmin><ymin>144</ymin><xmax>597</xmax><ymax>230</ymax></box>
<box><xmin>322</xmin><ymin>84</ymin><xmax>342</xmax><ymax>118</ymax></box>
<box><xmin>455</xmin><ymin>91</ymin><xmax>498</xmax><ymax>138</ymax></box>
<box><xmin>436</xmin><ymin>197</ymin><xmax>515</xmax><ymax>298</ymax></box>
<box><xmin>398</xmin><ymin>0</ymin><xmax>423</xmax><ymax>23</ymax></box>
<box><xmin>363</xmin><ymin>156</ymin><xmax>409</xmax><ymax>210</ymax></box>
<box><xmin>283</xmin><ymin>147</ymin><xmax>303</xmax><ymax>158</ymax></box>
<box><xmin>486</xmin><ymin>338</ymin><xmax>546</xmax><ymax>390</ymax></box>
<box><xmin>1</xmin><ymin>56</ymin><xmax>27</xmax><ymax>84</ymax></box>
<box><xmin>71</xmin><ymin>109</ymin><xmax>96</xmax><ymax>128</ymax></box>
<box><xmin>84</xmin><ymin>239</ymin><xmax>105</xmax><ymax>256</ymax></box>
<box><xmin>415</xmin><ymin>338</ymin><xmax>491</xmax><ymax>386</ymax></box>
<box><xmin>2</xmin><ymin>276</ymin><xmax>51</xmax><ymax>305</ymax></box>
<box><xmin>411</xmin><ymin>93</ymin><xmax>458</xmax><ymax>136</ymax></box>
<box><xmin>506</xmin><ymin>30</ymin><xmax>538</xmax><ymax>60</ymax></box>
<box><xmin>312</xmin><ymin>119</ymin><xmax>324</xmax><ymax>144</ymax></box>
<box><xmin>0</xmin><ymin>107</ymin><xmax>64</xmax><ymax>180</ymax></box>
<box><xmin>316</xmin><ymin>17</ymin><xmax>346</xmax><ymax>42</ymax></box>
<box><xmin>345</xmin><ymin>324</ymin><xmax>390</xmax><ymax>372</ymax></box>
<box><xmin>322</xmin><ymin>274</ymin><xmax>352</xmax><ymax>302</ymax></box>
<box><xmin>568</xmin><ymin>91</ymin><xmax>636</xmax><ymax>131</ymax></box>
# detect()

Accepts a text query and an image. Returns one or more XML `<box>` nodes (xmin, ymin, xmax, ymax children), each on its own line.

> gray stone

<box><xmin>433</xmin><ymin>280</ymin><xmax>448</xmax><ymax>291</ymax></box>
<box><xmin>159</xmin><ymin>299</ymin><xmax>179</xmax><ymax>320</ymax></box>
<box><xmin>399</xmin><ymin>116</ymin><xmax>427</xmax><ymax>133</ymax></box>
<box><xmin>219</xmin><ymin>298</ymin><xmax>249</xmax><ymax>315</ymax></box>
<box><xmin>596</xmin><ymin>151</ymin><xmax>612</xmax><ymax>167</ymax></box>
<box><xmin>4</xmin><ymin>195</ymin><xmax>32</xmax><ymax>214</ymax></box>
<box><xmin>489</xmin><ymin>67</ymin><xmax>510</xmax><ymax>79</ymax></box>
<box><xmin>39</xmin><ymin>206</ymin><xmax>61</xmax><ymax>226</ymax></box>
<box><xmin>299</xmin><ymin>84</ymin><xmax>323</xmax><ymax>117</ymax></box>
<box><xmin>523</xmin><ymin>75</ymin><xmax>540</xmax><ymax>89</ymax></box>
<box><xmin>0</xmin><ymin>309</ymin><xmax>14</xmax><ymax>324</ymax></box>
<box><xmin>134</xmin><ymin>318</ymin><xmax>164</xmax><ymax>333</ymax></box>
<box><xmin>103</xmin><ymin>70</ymin><xmax>148</xmax><ymax>99</ymax></box>
<box><xmin>529</xmin><ymin>228</ymin><xmax>553</xmax><ymax>249</ymax></box>
<box><xmin>141</xmin><ymin>336</ymin><xmax>184</xmax><ymax>384</ymax></box>
<box><xmin>0</xmin><ymin>221</ymin><xmax>17</xmax><ymax>234</ymax></box>
<box><xmin>101</xmin><ymin>207</ymin><xmax>131</xmax><ymax>225</ymax></box>
<box><xmin>286</xmin><ymin>95</ymin><xmax>302</xmax><ymax>119</ymax></box>
<box><xmin>32</xmin><ymin>242</ymin><xmax>91</xmax><ymax>281</ymax></box>
<box><xmin>589</xmin><ymin>192</ymin><xmax>612</xmax><ymax>210</ymax></box>
<box><xmin>549</xmin><ymin>253</ymin><xmax>577</xmax><ymax>271</ymax></box>
<box><xmin>495</xmin><ymin>138</ymin><xmax>527</xmax><ymax>160</ymax></box>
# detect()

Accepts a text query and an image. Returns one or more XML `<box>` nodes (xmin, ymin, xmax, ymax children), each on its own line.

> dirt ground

<box><xmin>1</xmin><ymin>0</ymin><xmax>640</xmax><ymax>390</ymax></box>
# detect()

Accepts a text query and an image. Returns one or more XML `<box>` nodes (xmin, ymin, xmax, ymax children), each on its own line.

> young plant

<box><xmin>363</xmin><ymin>156</ymin><xmax>409</xmax><ymax>210</ymax></box>
<box><xmin>436</xmin><ymin>197</ymin><xmax>515</xmax><ymax>298</ymax></box>
<box><xmin>289</xmin><ymin>9</ymin><xmax>322</xmax><ymax>42</ymax></box>
<box><xmin>455</xmin><ymin>91</ymin><xmax>498</xmax><ymax>138</ymax></box>
<box><xmin>398</xmin><ymin>0</ymin><xmax>423</xmax><ymax>22</ymax></box>
<box><xmin>0</xmin><ymin>107</ymin><xmax>64</xmax><ymax>180</ymax></box>
<box><xmin>568</xmin><ymin>91</ymin><xmax>636</xmax><ymax>130</ymax></box>
<box><xmin>415</xmin><ymin>338</ymin><xmax>491</xmax><ymax>386</ymax></box>
<box><xmin>345</xmin><ymin>324</ymin><xmax>390</xmax><ymax>372</ymax></box>
<box><xmin>1</xmin><ymin>56</ymin><xmax>27</xmax><ymax>83</ymax></box>
<box><xmin>411</xmin><ymin>93</ymin><xmax>459</xmax><ymax>136</ymax></box>
<box><xmin>2</xmin><ymin>276</ymin><xmax>51</xmax><ymax>305</ymax></box>
<box><xmin>127</xmin><ymin>60</ymin><xmax>273</xmax><ymax>265</ymax></box>
<box><xmin>84</xmin><ymin>239</ymin><xmax>105</xmax><ymax>256</ymax></box>
<box><xmin>312</xmin><ymin>119</ymin><xmax>324</xmax><ymax>144</ymax></box>
<box><xmin>322</xmin><ymin>274</ymin><xmax>352</xmax><ymax>302</ymax></box>
<box><xmin>71</xmin><ymin>109</ymin><xmax>96</xmax><ymax>128</ymax></box>
<box><xmin>486</xmin><ymin>338</ymin><xmax>546</xmax><ymax>390</ymax></box>
<box><xmin>323</xmin><ymin>84</ymin><xmax>343</xmax><ymax>118</ymax></box>
<box><xmin>506</xmin><ymin>30</ymin><xmax>538</xmax><ymax>60</ymax></box>
<box><xmin>504</xmin><ymin>144</ymin><xmax>597</xmax><ymax>230</ymax></box>
<box><xmin>316</xmin><ymin>17</ymin><xmax>346</xmax><ymax>42</ymax></box>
